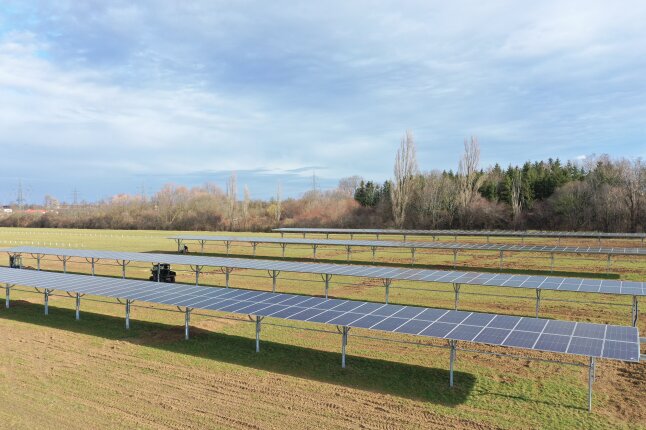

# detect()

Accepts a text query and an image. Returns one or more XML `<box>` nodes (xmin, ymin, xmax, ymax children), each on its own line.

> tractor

<box><xmin>9</xmin><ymin>254</ymin><xmax>22</xmax><ymax>269</ymax></box>
<box><xmin>150</xmin><ymin>263</ymin><xmax>176</xmax><ymax>283</ymax></box>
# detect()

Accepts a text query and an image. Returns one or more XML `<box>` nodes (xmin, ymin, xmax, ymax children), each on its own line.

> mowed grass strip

<box><xmin>0</xmin><ymin>227</ymin><xmax>644</xmax><ymax>429</ymax></box>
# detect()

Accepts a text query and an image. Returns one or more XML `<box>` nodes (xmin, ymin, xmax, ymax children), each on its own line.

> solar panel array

<box><xmin>6</xmin><ymin>246</ymin><xmax>646</xmax><ymax>296</ymax></box>
<box><xmin>169</xmin><ymin>235</ymin><xmax>646</xmax><ymax>256</ymax></box>
<box><xmin>0</xmin><ymin>267</ymin><xmax>639</xmax><ymax>362</ymax></box>
<box><xmin>273</xmin><ymin>228</ymin><xmax>646</xmax><ymax>240</ymax></box>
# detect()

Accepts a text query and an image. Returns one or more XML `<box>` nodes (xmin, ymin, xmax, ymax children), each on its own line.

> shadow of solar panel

<box><xmin>573</xmin><ymin>323</ymin><xmax>606</xmax><ymax>339</ymax></box>
<box><xmin>474</xmin><ymin>328</ymin><xmax>510</xmax><ymax>344</ymax></box>
<box><xmin>515</xmin><ymin>318</ymin><xmax>547</xmax><ymax>332</ymax></box>
<box><xmin>447</xmin><ymin>325</ymin><xmax>483</xmax><ymax>341</ymax></box>
<box><xmin>567</xmin><ymin>337</ymin><xmax>604</xmax><ymax>356</ymax></box>
<box><xmin>420</xmin><ymin>322</ymin><xmax>456</xmax><ymax>337</ymax></box>
<box><xmin>602</xmin><ymin>340</ymin><xmax>639</xmax><ymax>361</ymax></box>
<box><xmin>394</xmin><ymin>319</ymin><xmax>433</xmax><ymax>335</ymax></box>
<box><xmin>534</xmin><ymin>334</ymin><xmax>570</xmax><ymax>353</ymax></box>
<box><xmin>503</xmin><ymin>331</ymin><xmax>540</xmax><ymax>348</ymax></box>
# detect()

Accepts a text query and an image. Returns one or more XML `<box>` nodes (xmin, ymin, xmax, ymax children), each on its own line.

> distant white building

<box><xmin>2</xmin><ymin>205</ymin><xmax>12</xmax><ymax>214</ymax></box>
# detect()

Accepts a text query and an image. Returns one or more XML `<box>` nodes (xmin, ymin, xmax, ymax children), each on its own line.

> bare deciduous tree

<box><xmin>390</xmin><ymin>130</ymin><xmax>418</xmax><ymax>227</ymax></box>
<box><xmin>274</xmin><ymin>182</ymin><xmax>282</xmax><ymax>224</ymax></box>
<box><xmin>457</xmin><ymin>136</ymin><xmax>486</xmax><ymax>224</ymax></box>
<box><xmin>337</xmin><ymin>176</ymin><xmax>363</xmax><ymax>197</ymax></box>
<box><xmin>226</xmin><ymin>172</ymin><xmax>237</xmax><ymax>230</ymax></box>
<box><xmin>242</xmin><ymin>185</ymin><xmax>250</xmax><ymax>230</ymax></box>
<box><xmin>619</xmin><ymin>158</ymin><xmax>645</xmax><ymax>232</ymax></box>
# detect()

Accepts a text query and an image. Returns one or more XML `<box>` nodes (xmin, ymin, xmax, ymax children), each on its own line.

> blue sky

<box><xmin>0</xmin><ymin>1</ymin><xmax>645</xmax><ymax>204</ymax></box>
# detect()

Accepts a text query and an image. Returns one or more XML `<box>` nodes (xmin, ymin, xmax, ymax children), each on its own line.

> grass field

<box><xmin>0</xmin><ymin>227</ymin><xmax>644</xmax><ymax>429</ymax></box>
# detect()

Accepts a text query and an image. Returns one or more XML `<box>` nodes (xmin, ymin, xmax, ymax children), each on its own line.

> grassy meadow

<box><xmin>0</xmin><ymin>227</ymin><xmax>644</xmax><ymax>429</ymax></box>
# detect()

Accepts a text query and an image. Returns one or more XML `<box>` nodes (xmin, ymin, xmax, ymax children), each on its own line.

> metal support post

<box><xmin>535</xmin><ymin>289</ymin><xmax>541</xmax><ymax>318</ymax></box>
<box><xmin>200</xmin><ymin>241</ymin><xmax>205</xmax><ymax>253</ymax></box>
<box><xmin>63</xmin><ymin>256</ymin><xmax>67</xmax><ymax>273</ymax></box>
<box><xmin>486</xmin><ymin>235</ymin><xmax>490</xmax><ymax>243</ymax></box>
<box><xmin>177</xmin><ymin>239</ymin><xmax>181</xmax><ymax>253</ymax></box>
<box><xmin>157</xmin><ymin>263</ymin><xmax>161</xmax><ymax>282</ymax></box>
<box><xmin>403</xmin><ymin>234</ymin><xmax>407</xmax><ymax>242</ymax></box>
<box><xmin>449</xmin><ymin>340</ymin><xmax>457</xmax><ymax>387</ymax></box>
<box><xmin>341</xmin><ymin>326</ymin><xmax>350</xmax><ymax>368</ymax></box>
<box><xmin>91</xmin><ymin>258</ymin><xmax>95</xmax><ymax>276</ymax></box>
<box><xmin>269</xmin><ymin>270</ymin><xmax>279</xmax><ymax>293</ymax></box>
<box><xmin>37</xmin><ymin>255</ymin><xmax>41</xmax><ymax>271</ymax></box>
<box><xmin>312</xmin><ymin>245</ymin><xmax>317</xmax><ymax>259</ymax></box>
<box><xmin>383</xmin><ymin>279</ymin><xmax>392</xmax><ymax>304</ymax></box>
<box><xmin>225</xmin><ymin>241</ymin><xmax>231</xmax><ymax>255</ymax></box>
<box><xmin>303</xmin><ymin>232</ymin><xmax>306</xmax><ymax>239</ymax></box>
<box><xmin>44</xmin><ymin>289</ymin><xmax>50</xmax><ymax>315</ymax></box>
<box><xmin>350</xmin><ymin>233</ymin><xmax>354</xmax><ymax>240</ymax></box>
<box><xmin>550</xmin><ymin>253</ymin><xmax>555</xmax><ymax>272</ymax></box>
<box><xmin>255</xmin><ymin>316</ymin><xmax>263</xmax><ymax>352</ymax></box>
<box><xmin>252</xmin><ymin>242</ymin><xmax>258</xmax><ymax>257</ymax></box>
<box><xmin>371</xmin><ymin>246</ymin><xmax>377</xmax><ymax>263</ymax></box>
<box><xmin>499</xmin><ymin>250</ymin><xmax>504</xmax><ymax>270</ymax></box>
<box><xmin>125</xmin><ymin>300</ymin><xmax>131</xmax><ymax>329</ymax></box>
<box><xmin>322</xmin><ymin>274</ymin><xmax>332</xmax><ymax>298</ymax></box>
<box><xmin>632</xmin><ymin>296</ymin><xmax>639</xmax><ymax>327</ymax></box>
<box><xmin>5</xmin><ymin>284</ymin><xmax>10</xmax><ymax>309</ymax></box>
<box><xmin>453</xmin><ymin>283</ymin><xmax>461</xmax><ymax>310</ymax></box>
<box><xmin>453</xmin><ymin>249</ymin><xmax>458</xmax><ymax>268</ymax></box>
<box><xmin>588</xmin><ymin>357</ymin><xmax>595</xmax><ymax>412</ymax></box>
<box><xmin>121</xmin><ymin>260</ymin><xmax>126</xmax><ymax>279</ymax></box>
<box><xmin>376</xmin><ymin>234</ymin><xmax>380</xmax><ymax>240</ymax></box>
<box><xmin>75</xmin><ymin>293</ymin><xmax>81</xmax><ymax>320</ymax></box>
<box><xmin>195</xmin><ymin>265</ymin><xmax>201</xmax><ymax>286</ymax></box>
<box><xmin>184</xmin><ymin>308</ymin><xmax>192</xmax><ymax>340</ymax></box>
<box><xmin>606</xmin><ymin>254</ymin><xmax>612</xmax><ymax>272</ymax></box>
<box><xmin>281</xmin><ymin>243</ymin><xmax>287</xmax><ymax>258</ymax></box>
<box><xmin>411</xmin><ymin>248</ymin><xmax>416</xmax><ymax>265</ymax></box>
<box><xmin>225</xmin><ymin>268</ymin><xmax>231</xmax><ymax>288</ymax></box>
<box><xmin>346</xmin><ymin>245</ymin><xmax>352</xmax><ymax>261</ymax></box>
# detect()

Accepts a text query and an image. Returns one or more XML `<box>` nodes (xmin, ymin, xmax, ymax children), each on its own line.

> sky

<box><xmin>0</xmin><ymin>1</ymin><xmax>645</xmax><ymax>204</ymax></box>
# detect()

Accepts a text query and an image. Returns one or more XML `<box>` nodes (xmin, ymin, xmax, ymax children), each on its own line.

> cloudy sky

<box><xmin>1</xmin><ymin>1</ymin><xmax>645</xmax><ymax>203</ymax></box>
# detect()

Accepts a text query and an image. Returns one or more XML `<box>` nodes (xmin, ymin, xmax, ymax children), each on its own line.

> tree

<box><xmin>226</xmin><ymin>172</ymin><xmax>237</xmax><ymax>230</ymax></box>
<box><xmin>390</xmin><ymin>130</ymin><xmax>418</xmax><ymax>227</ymax></box>
<box><xmin>510</xmin><ymin>170</ymin><xmax>522</xmax><ymax>227</ymax></box>
<box><xmin>619</xmin><ymin>158</ymin><xmax>645</xmax><ymax>232</ymax></box>
<box><xmin>457</xmin><ymin>136</ymin><xmax>485</xmax><ymax>224</ymax></box>
<box><xmin>242</xmin><ymin>185</ymin><xmax>251</xmax><ymax>230</ymax></box>
<box><xmin>274</xmin><ymin>182</ymin><xmax>282</xmax><ymax>224</ymax></box>
<box><xmin>337</xmin><ymin>176</ymin><xmax>363</xmax><ymax>197</ymax></box>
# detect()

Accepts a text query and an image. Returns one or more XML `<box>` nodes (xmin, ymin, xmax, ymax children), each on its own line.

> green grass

<box><xmin>0</xmin><ymin>227</ymin><xmax>644</xmax><ymax>429</ymax></box>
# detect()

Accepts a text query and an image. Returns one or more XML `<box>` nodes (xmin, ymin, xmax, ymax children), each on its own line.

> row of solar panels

<box><xmin>0</xmin><ymin>267</ymin><xmax>639</xmax><ymax>362</ymax></box>
<box><xmin>6</xmin><ymin>247</ymin><xmax>646</xmax><ymax>296</ymax></box>
<box><xmin>273</xmin><ymin>228</ymin><xmax>646</xmax><ymax>239</ymax></box>
<box><xmin>169</xmin><ymin>235</ymin><xmax>646</xmax><ymax>256</ymax></box>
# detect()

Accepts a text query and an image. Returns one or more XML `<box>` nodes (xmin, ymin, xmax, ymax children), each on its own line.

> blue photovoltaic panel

<box><xmin>0</xmin><ymin>267</ymin><xmax>640</xmax><ymax>362</ymax></box>
<box><xmin>6</xmin><ymin>247</ymin><xmax>646</xmax><ymax>299</ymax></box>
<box><xmin>271</xmin><ymin>227</ymin><xmax>646</xmax><ymax>240</ymax></box>
<box><xmin>169</xmin><ymin>235</ymin><xmax>646</xmax><ymax>256</ymax></box>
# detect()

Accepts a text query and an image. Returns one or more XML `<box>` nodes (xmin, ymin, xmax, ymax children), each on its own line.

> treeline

<box><xmin>1</xmin><ymin>137</ymin><xmax>644</xmax><ymax>232</ymax></box>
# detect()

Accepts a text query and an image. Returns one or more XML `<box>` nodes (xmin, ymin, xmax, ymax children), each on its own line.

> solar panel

<box><xmin>169</xmin><ymin>235</ymin><xmax>646</xmax><ymax>256</ymax></box>
<box><xmin>0</xmin><ymin>267</ymin><xmax>640</xmax><ymax>362</ymax></box>
<box><xmin>272</xmin><ymin>228</ymin><xmax>646</xmax><ymax>240</ymax></box>
<box><xmin>5</xmin><ymin>246</ymin><xmax>646</xmax><ymax>297</ymax></box>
